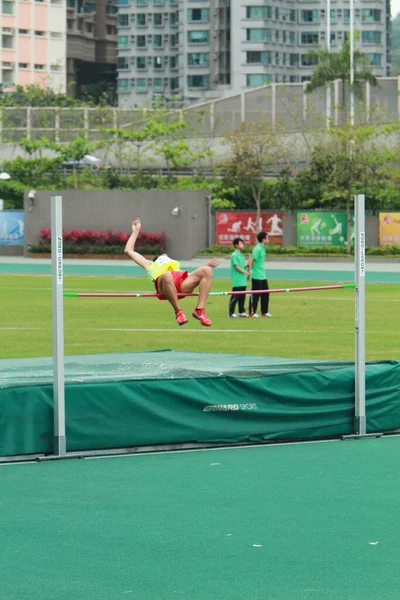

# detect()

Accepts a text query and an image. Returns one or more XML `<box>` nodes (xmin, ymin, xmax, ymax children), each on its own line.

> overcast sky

<box><xmin>392</xmin><ymin>0</ymin><xmax>400</xmax><ymax>17</ymax></box>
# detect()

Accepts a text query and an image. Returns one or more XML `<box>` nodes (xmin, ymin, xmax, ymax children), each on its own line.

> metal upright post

<box><xmin>354</xmin><ymin>194</ymin><xmax>366</xmax><ymax>434</ymax></box>
<box><xmin>51</xmin><ymin>195</ymin><xmax>66</xmax><ymax>455</ymax></box>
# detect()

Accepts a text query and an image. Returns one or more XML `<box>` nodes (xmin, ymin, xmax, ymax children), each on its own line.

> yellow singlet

<box><xmin>146</xmin><ymin>254</ymin><xmax>181</xmax><ymax>282</ymax></box>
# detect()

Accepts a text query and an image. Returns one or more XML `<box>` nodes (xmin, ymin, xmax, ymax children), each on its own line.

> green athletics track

<box><xmin>1</xmin><ymin>436</ymin><xmax>400</xmax><ymax>600</ymax></box>
<box><xmin>1</xmin><ymin>257</ymin><xmax>400</xmax><ymax>283</ymax></box>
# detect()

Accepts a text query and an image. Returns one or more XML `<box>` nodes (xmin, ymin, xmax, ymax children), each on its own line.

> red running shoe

<box><xmin>192</xmin><ymin>308</ymin><xmax>212</xmax><ymax>327</ymax></box>
<box><xmin>176</xmin><ymin>309</ymin><xmax>188</xmax><ymax>326</ymax></box>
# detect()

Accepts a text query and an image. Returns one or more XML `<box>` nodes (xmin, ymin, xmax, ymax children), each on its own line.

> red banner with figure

<box><xmin>216</xmin><ymin>211</ymin><xmax>285</xmax><ymax>246</ymax></box>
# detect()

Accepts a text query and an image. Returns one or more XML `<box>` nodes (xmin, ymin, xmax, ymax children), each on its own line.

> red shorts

<box><xmin>154</xmin><ymin>270</ymin><xmax>189</xmax><ymax>300</ymax></box>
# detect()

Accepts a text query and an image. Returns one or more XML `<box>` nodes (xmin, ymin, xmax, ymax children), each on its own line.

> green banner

<box><xmin>297</xmin><ymin>212</ymin><xmax>354</xmax><ymax>247</ymax></box>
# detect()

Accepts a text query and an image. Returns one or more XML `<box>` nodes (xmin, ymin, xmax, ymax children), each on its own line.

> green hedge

<box><xmin>199</xmin><ymin>244</ymin><xmax>400</xmax><ymax>257</ymax></box>
<box><xmin>30</xmin><ymin>244</ymin><xmax>164</xmax><ymax>256</ymax></box>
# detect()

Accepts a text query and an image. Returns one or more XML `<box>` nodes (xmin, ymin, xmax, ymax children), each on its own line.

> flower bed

<box><xmin>30</xmin><ymin>228</ymin><xmax>166</xmax><ymax>257</ymax></box>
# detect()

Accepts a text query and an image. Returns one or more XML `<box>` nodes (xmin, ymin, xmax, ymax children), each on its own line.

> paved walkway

<box><xmin>1</xmin><ymin>256</ymin><xmax>400</xmax><ymax>282</ymax></box>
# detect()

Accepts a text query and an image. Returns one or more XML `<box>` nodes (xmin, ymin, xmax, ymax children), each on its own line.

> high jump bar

<box><xmin>64</xmin><ymin>283</ymin><xmax>356</xmax><ymax>298</ymax></box>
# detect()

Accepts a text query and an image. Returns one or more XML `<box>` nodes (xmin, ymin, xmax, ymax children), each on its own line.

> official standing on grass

<box><xmin>229</xmin><ymin>237</ymin><xmax>250</xmax><ymax>318</ymax></box>
<box><xmin>249</xmin><ymin>231</ymin><xmax>272</xmax><ymax>318</ymax></box>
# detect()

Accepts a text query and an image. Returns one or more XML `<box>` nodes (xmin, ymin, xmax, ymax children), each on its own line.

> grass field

<box><xmin>1</xmin><ymin>273</ymin><xmax>399</xmax><ymax>361</ymax></box>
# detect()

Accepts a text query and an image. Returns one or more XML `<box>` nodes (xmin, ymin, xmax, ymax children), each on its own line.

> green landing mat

<box><xmin>1</xmin><ymin>351</ymin><xmax>400</xmax><ymax>457</ymax></box>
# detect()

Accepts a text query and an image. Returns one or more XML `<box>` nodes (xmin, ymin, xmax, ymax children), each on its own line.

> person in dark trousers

<box><xmin>249</xmin><ymin>231</ymin><xmax>272</xmax><ymax>318</ymax></box>
<box><xmin>229</xmin><ymin>237</ymin><xmax>250</xmax><ymax>318</ymax></box>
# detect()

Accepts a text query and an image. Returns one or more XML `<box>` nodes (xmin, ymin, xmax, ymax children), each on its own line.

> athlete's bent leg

<box><xmin>157</xmin><ymin>272</ymin><xmax>181</xmax><ymax>313</ymax></box>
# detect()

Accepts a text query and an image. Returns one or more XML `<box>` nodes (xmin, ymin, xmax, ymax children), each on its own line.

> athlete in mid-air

<box><xmin>124</xmin><ymin>218</ymin><xmax>219</xmax><ymax>327</ymax></box>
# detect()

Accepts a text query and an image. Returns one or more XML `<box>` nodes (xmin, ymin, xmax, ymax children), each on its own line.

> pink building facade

<box><xmin>1</xmin><ymin>0</ymin><xmax>66</xmax><ymax>92</ymax></box>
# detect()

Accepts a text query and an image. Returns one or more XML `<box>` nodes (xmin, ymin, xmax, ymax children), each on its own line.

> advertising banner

<box><xmin>0</xmin><ymin>211</ymin><xmax>24</xmax><ymax>246</ymax></box>
<box><xmin>216</xmin><ymin>211</ymin><xmax>286</xmax><ymax>246</ymax></box>
<box><xmin>379</xmin><ymin>213</ymin><xmax>400</xmax><ymax>246</ymax></box>
<box><xmin>297</xmin><ymin>212</ymin><xmax>354</xmax><ymax>247</ymax></box>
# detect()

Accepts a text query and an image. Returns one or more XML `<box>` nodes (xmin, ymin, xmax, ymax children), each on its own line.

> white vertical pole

<box><xmin>51</xmin><ymin>195</ymin><xmax>66</xmax><ymax>455</ymax></box>
<box><xmin>349</xmin><ymin>0</ymin><xmax>355</xmax><ymax>125</ymax></box>
<box><xmin>326</xmin><ymin>0</ymin><xmax>331</xmax><ymax>127</ymax></box>
<box><xmin>354</xmin><ymin>194</ymin><xmax>366</xmax><ymax>435</ymax></box>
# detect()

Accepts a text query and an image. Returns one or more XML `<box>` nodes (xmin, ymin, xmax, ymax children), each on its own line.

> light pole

<box><xmin>326</xmin><ymin>0</ymin><xmax>331</xmax><ymax>127</ymax></box>
<box><xmin>349</xmin><ymin>0</ymin><xmax>355</xmax><ymax>126</ymax></box>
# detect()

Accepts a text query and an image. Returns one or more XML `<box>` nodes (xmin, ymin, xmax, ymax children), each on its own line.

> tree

<box><xmin>223</xmin><ymin>119</ymin><xmax>287</xmax><ymax>228</ymax></box>
<box><xmin>305</xmin><ymin>40</ymin><xmax>377</xmax><ymax>122</ymax></box>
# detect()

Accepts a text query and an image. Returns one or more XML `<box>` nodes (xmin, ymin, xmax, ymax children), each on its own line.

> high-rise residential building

<box><xmin>117</xmin><ymin>0</ymin><xmax>391</xmax><ymax>108</ymax></box>
<box><xmin>66</xmin><ymin>0</ymin><xmax>117</xmax><ymax>100</ymax></box>
<box><xmin>0</xmin><ymin>0</ymin><xmax>67</xmax><ymax>93</ymax></box>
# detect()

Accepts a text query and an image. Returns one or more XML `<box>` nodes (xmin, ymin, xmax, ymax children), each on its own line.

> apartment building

<box><xmin>66</xmin><ymin>0</ymin><xmax>117</xmax><ymax>99</ymax></box>
<box><xmin>117</xmin><ymin>0</ymin><xmax>390</xmax><ymax>108</ymax></box>
<box><xmin>0</xmin><ymin>0</ymin><xmax>66</xmax><ymax>93</ymax></box>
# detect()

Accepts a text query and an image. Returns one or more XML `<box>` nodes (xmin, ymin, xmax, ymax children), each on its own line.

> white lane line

<box><xmin>0</xmin><ymin>327</ymin><xmax>393</xmax><ymax>335</ymax></box>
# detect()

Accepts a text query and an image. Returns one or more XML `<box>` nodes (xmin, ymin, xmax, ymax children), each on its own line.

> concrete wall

<box><xmin>24</xmin><ymin>190</ymin><xmax>210</xmax><ymax>260</ymax></box>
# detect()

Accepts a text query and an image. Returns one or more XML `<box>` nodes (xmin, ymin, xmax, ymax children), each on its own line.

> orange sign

<box><xmin>379</xmin><ymin>213</ymin><xmax>400</xmax><ymax>246</ymax></box>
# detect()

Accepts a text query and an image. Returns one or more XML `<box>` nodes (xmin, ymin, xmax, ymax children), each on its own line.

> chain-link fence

<box><xmin>1</xmin><ymin>78</ymin><xmax>398</xmax><ymax>142</ymax></box>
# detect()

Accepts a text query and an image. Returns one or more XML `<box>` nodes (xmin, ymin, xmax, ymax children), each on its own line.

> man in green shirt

<box><xmin>249</xmin><ymin>231</ymin><xmax>271</xmax><ymax>318</ymax></box>
<box><xmin>229</xmin><ymin>237</ymin><xmax>250</xmax><ymax>318</ymax></box>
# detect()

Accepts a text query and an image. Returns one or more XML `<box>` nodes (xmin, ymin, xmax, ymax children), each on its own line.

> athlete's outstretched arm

<box><xmin>124</xmin><ymin>218</ymin><xmax>151</xmax><ymax>270</ymax></box>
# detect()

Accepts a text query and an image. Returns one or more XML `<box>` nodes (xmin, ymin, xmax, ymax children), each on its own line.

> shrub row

<box><xmin>199</xmin><ymin>244</ymin><xmax>400</xmax><ymax>256</ymax></box>
<box><xmin>38</xmin><ymin>228</ymin><xmax>166</xmax><ymax>248</ymax></box>
<box><xmin>30</xmin><ymin>244</ymin><xmax>164</xmax><ymax>256</ymax></box>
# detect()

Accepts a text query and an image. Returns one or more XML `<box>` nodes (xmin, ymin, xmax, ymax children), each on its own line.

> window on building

<box><xmin>2</xmin><ymin>0</ymin><xmax>14</xmax><ymax>15</ymax></box>
<box><xmin>117</xmin><ymin>56</ymin><xmax>129</xmax><ymax>69</ymax></box>
<box><xmin>34</xmin><ymin>64</ymin><xmax>45</xmax><ymax>70</ymax></box>
<box><xmin>289</xmin><ymin>31</ymin><xmax>296</xmax><ymax>44</ymax></box>
<box><xmin>18</xmin><ymin>29</ymin><xmax>29</xmax><ymax>35</ymax></box>
<box><xmin>18</xmin><ymin>62</ymin><xmax>29</xmax><ymax>68</ymax></box>
<box><xmin>301</xmin><ymin>54</ymin><xmax>318</xmax><ymax>66</ymax></box>
<box><xmin>170</xmin><ymin>12</ymin><xmax>177</xmax><ymax>25</ymax></box>
<box><xmin>153</xmin><ymin>78</ymin><xmax>163</xmax><ymax>91</ymax></box>
<box><xmin>275</xmin><ymin>30</ymin><xmax>279</xmax><ymax>42</ymax></box>
<box><xmin>136</xmin><ymin>0</ymin><xmax>147</xmax><ymax>4</ymax></box>
<box><xmin>117</xmin><ymin>14</ymin><xmax>129</xmax><ymax>26</ymax></box>
<box><xmin>246</xmin><ymin>51</ymin><xmax>271</xmax><ymax>64</ymax></box>
<box><xmin>154</xmin><ymin>13</ymin><xmax>163</xmax><ymax>26</ymax></box>
<box><xmin>188</xmin><ymin>8</ymin><xmax>209</xmax><ymax>22</ymax></box>
<box><xmin>246</xmin><ymin>6</ymin><xmax>271</xmax><ymax>19</ymax></box>
<box><xmin>136</xmin><ymin>56</ymin><xmax>146</xmax><ymax>68</ymax></box>
<box><xmin>117</xmin><ymin>0</ymin><xmax>129</xmax><ymax>5</ymax></box>
<box><xmin>275</xmin><ymin>51</ymin><xmax>279</xmax><ymax>65</ymax></box>
<box><xmin>275</xmin><ymin>7</ymin><xmax>279</xmax><ymax>20</ymax></box>
<box><xmin>188</xmin><ymin>52</ymin><xmax>209</xmax><ymax>66</ymax></box>
<box><xmin>170</xmin><ymin>34</ymin><xmax>176</xmax><ymax>46</ymax></box>
<box><xmin>289</xmin><ymin>53</ymin><xmax>299</xmax><ymax>66</ymax></box>
<box><xmin>35</xmin><ymin>30</ymin><xmax>46</xmax><ymax>36</ymax></box>
<box><xmin>170</xmin><ymin>0</ymin><xmax>177</xmax><ymax>4</ymax></box>
<box><xmin>344</xmin><ymin>9</ymin><xmax>350</xmax><ymax>23</ymax></box>
<box><xmin>154</xmin><ymin>55</ymin><xmax>163</xmax><ymax>69</ymax></box>
<box><xmin>301</xmin><ymin>33</ymin><xmax>319</xmax><ymax>44</ymax></box>
<box><xmin>170</xmin><ymin>77</ymin><xmax>179</xmax><ymax>90</ymax></box>
<box><xmin>136</xmin><ymin>78</ymin><xmax>147</xmax><ymax>91</ymax></box>
<box><xmin>154</xmin><ymin>34</ymin><xmax>162</xmax><ymax>47</ymax></box>
<box><xmin>281</xmin><ymin>8</ymin><xmax>290</xmax><ymax>21</ymax></box>
<box><xmin>187</xmin><ymin>74</ymin><xmax>209</xmax><ymax>88</ymax></box>
<box><xmin>117</xmin><ymin>35</ymin><xmax>129</xmax><ymax>48</ymax></box>
<box><xmin>282</xmin><ymin>31</ymin><xmax>287</xmax><ymax>43</ymax></box>
<box><xmin>362</xmin><ymin>9</ymin><xmax>381</xmax><ymax>22</ymax></box>
<box><xmin>330</xmin><ymin>9</ymin><xmax>335</xmax><ymax>22</ymax></box>
<box><xmin>153</xmin><ymin>0</ymin><xmax>164</xmax><ymax>5</ymax></box>
<box><xmin>246</xmin><ymin>28</ymin><xmax>271</xmax><ymax>42</ymax></box>
<box><xmin>289</xmin><ymin>75</ymin><xmax>298</xmax><ymax>82</ymax></box>
<box><xmin>50</xmin><ymin>31</ymin><xmax>63</xmax><ymax>38</ymax></box>
<box><xmin>290</xmin><ymin>9</ymin><xmax>296</xmax><ymax>22</ymax></box>
<box><xmin>2</xmin><ymin>34</ymin><xmax>14</xmax><ymax>49</ymax></box>
<box><xmin>136</xmin><ymin>14</ymin><xmax>146</xmax><ymax>26</ymax></box>
<box><xmin>330</xmin><ymin>32</ymin><xmax>336</xmax><ymax>44</ymax></box>
<box><xmin>136</xmin><ymin>35</ymin><xmax>146</xmax><ymax>47</ymax></box>
<box><xmin>170</xmin><ymin>55</ymin><xmax>178</xmax><ymax>68</ymax></box>
<box><xmin>282</xmin><ymin>52</ymin><xmax>286</xmax><ymax>65</ymax></box>
<box><xmin>365</xmin><ymin>52</ymin><xmax>382</xmax><ymax>66</ymax></box>
<box><xmin>246</xmin><ymin>73</ymin><xmax>271</xmax><ymax>87</ymax></box>
<box><xmin>188</xmin><ymin>30</ymin><xmax>209</xmax><ymax>43</ymax></box>
<box><xmin>300</xmin><ymin>10</ymin><xmax>318</xmax><ymax>23</ymax></box>
<box><xmin>362</xmin><ymin>31</ymin><xmax>382</xmax><ymax>44</ymax></box>
<box><xmin>117</xmin><ymin>79</ymin><xmax>129</xmax><ymax>92</ymax></box>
